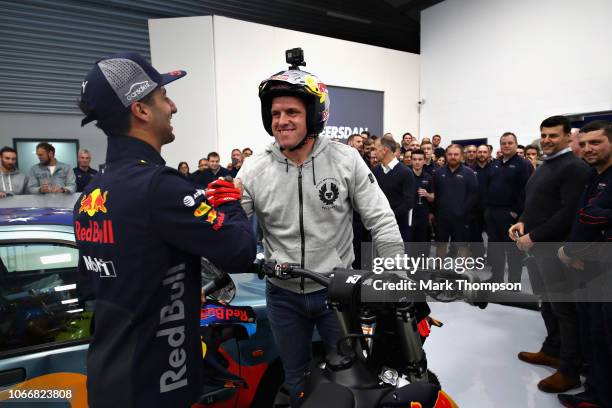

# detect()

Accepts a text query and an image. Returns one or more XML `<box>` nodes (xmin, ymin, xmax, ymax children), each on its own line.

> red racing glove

<box><xmin>205</xmin><ymin>178</ymin><xmax>242</xmax><ymax>207</ymax></box>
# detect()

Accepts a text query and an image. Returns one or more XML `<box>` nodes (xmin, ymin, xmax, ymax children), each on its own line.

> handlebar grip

<box><xmin>202</xmin><ymin>274</ymin><xmax>231</xmax><ymax>296</ymax></box>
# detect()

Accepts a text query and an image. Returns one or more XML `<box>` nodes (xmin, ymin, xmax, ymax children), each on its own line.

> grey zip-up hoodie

<box><xmin>237</xmin><ymin>136</ymin><xmax>404</xmax><ymax>293</ymax></box>
<box><xmin>0</xmin><ymin>170</ymin><xmax>28</xmax><ymax>195</ymax></box>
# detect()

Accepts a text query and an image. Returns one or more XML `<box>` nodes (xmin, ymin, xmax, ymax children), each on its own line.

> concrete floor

<box><xmin>425</xmin><ymin>301</ymin><xmax>583</xmax><ymax>408</ymax></box>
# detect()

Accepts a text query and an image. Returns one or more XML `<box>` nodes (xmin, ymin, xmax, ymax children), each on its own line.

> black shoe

<box><xmin>558</xmin><ymin>391</ymin><xmax>601</xmax><ymax>408</ymax></box>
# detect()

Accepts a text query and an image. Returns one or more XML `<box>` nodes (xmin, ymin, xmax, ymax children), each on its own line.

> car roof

<box><xmin>0</xmin><ymin>194</ymin><xmax>79</xmax><ymax>227</ymax></box>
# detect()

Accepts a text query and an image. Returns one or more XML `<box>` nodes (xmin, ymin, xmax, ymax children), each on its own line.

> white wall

<box><xmin>148</xmin><ymin>16</ymin><xmax>217</xmax><ymax>170</ymax></box>
<box><xmin>420</xmin><ymin>0</ymin><xmax>612</xmax><ymax>147</ymax></box>
<box><xmin>149</xmin><ymin>16</ymin><xmax>421</xmax><ymax>166</ymax></box>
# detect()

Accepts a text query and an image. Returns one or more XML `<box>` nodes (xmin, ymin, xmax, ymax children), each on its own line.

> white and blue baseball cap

<box><xmin>80</xmin><ymin>52</ymin><xmax>186</xmax><ymax>126</ymax></box>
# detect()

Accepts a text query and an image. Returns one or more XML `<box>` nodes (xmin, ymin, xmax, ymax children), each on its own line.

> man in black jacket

<box><xmin>510</xmin><ymin>115</ymin><xmax>591</xmax><ymax>394</ymax></box>
<box><xmin>557</xmin><ymin>120</ymin><xmax>612</xmax><ymax>408</ymax></box>
<box><xmin>373</xmin><ymin>134</ymin><xmax>415</xmax><ymax>243</ymax></box>
<box><xmin>470</xmin><ymin>144</ymin><xmax>492</xmax><ymax>260</ymax></box>
<box><xmin>433</xmin><ymin>144</ymin><xmax>478</xmax><ymax>258</ymax></box>
<box><xmin>76</xmin><ymin>52</ymin><xmax>256</xmax><ymax>408</ymax></box>
<box><xmin>485</xmin><ymin>132</ymin><xmax>533</xmax><ymax>283</ymax></box>
<box><xmin>74</xmin><ymin>149</ymin><xmax>98</xmax><ymax>192</ymax></box>
<box><xmin>193</xmin><ymin>151</ymin><xmax>229</xmax><ymax>188</ymax></box>
<box><xmin>410</xmin><ymin>149</ymin><xmax>434</xmax><ymax>257</ymax></box>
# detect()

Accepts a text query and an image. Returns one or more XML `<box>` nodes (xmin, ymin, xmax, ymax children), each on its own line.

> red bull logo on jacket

<box><xmin>75</xmin><ymin>220</ymin><xmax>115</xmax><ymax>244</ymax></box>
<box><xmin>79</xmin><ymin>188</ymin><xmax>108</xmax><ymax>217</ymax></box>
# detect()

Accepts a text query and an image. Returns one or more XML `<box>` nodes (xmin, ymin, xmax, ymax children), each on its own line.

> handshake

<box><xmin>205</xmin><ymin>176</ymin><xmax>242</xmax><ymax>207</ymax></box>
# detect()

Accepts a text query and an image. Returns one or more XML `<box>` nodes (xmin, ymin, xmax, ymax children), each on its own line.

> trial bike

<box><xmin>197</xmin><ymin>258</ymin><xmax>487</xmax><ymax>407</ymax></box>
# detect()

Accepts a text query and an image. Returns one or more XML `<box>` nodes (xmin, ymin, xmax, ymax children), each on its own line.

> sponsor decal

<box><xmin>194</xmin><ymin>201</ymin><xmax>212</xmax><ymax>217</ymax></box>
<box><xmin>206</xmin><ymin>209</ymin><xmax>217</xmax><ymax>224</ymax></box>
<box><xmin>79</xmin><ymin>188</ymin><xmax>108</xmax><ymax>216</ymax></box>
<box><xmin>304</xmin><ymin>76</ymin><xmax>327</xmax><ymax>103</ymax></box>
<box><xmin>183</xmin><ymin>196</ymin><xmax>195</xmax><ymax>207</ymax></box>
<box><xmin>157</xmin><ymin>264</ymin><xmax>188</xmax><ymax>393</ymax></box>
<box><xmin>321</xmin><ymin>110</ymin><xmax>329</xmax><ymax>121</ymax></box>
<box><xmin>433</xmin><ymin>390</ymin><xmax>458</xmax><ymax>408</ymax></box>
<box><xmin>75</xmin><ymin>220</ymin><xmax>115</xmax><ymax>244</ymax></box>
<box><xmin>320</xmin><ymin>126</ymin><xmax>369</xmax><ymax>139</ymax></box>
<box><xmin>183</xmin><ymin>189</ymin><xmax>205</xmax><ymax>207</ymax></box>
<box><xmin>316</xmin><ymin>177</ymin><xmax>341</xmax><ymax>209</ymax></box>
<box><xmin>168</xmin><ymin>70</ymin><xmax>182</xmax><ymax>76</ymax></box>
<box><xmin>212</xmin><ymin>212</ymin><xmax>225</xmax><ymax>231</ymax></box>
<box><xmin>200</xmin><ymin>306</ymin><xmax>251</xmax><ymax>322</ymax></box>
<box><xmin>346</xmin><ymin>275</ymin><xmax>361</xmax><ymax>284</ymax></box>
<box><xmin>270</xmin><ymin>74</ymin><xmax>289</xmax><ymax>81</ymax></box>
<box><xmin>125</xmin><ymin>80</ymin><xmax>151</xmax><ymax>101</ymax></box>
<box><xmin>83</xmin><ymin>256</ymin><xmax>116</xmax><ymax>277</ymax></box>
<box><xmin>193</xmin><ymin>200</ymin><xmax>225</xmax><ymax>230</ymax></box>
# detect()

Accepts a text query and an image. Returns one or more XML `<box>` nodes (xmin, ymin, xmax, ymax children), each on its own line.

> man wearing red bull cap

<box><xmin>75</xmin><ymin>52</ymin><xmax>255</xmax><ymax>408</ymax></box>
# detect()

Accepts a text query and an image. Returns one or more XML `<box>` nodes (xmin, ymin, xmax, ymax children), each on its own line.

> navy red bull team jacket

<box><xmin>73</xmin><ymin>136</ymin><xmax>256</xmax><ymax>408</ymax></box>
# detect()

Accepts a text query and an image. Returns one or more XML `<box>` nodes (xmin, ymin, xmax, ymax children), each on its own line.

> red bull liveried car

<box><xmin>0</xmin><ymin>195</ymin><xmax>294</xmax><ymax>408</ymax></box>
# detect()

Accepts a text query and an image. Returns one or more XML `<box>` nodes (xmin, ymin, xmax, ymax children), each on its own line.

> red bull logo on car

<box><xmin>201</xmin><ymin>305</ymin><xmax>253</xmax><ymax>323</ymax></box>
<box><xmin>79</xmin><ymin>188</ymin><xmax>108</xmax><ymax>217</ymax></box>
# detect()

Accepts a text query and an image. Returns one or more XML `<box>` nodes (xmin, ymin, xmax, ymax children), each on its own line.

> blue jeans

<box><xmin>266</xmin><ymin>281</ymin><xmax>341</xmax><ymax>406</ymax></box>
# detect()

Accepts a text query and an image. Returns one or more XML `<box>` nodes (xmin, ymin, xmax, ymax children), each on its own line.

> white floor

<box><xmin>425</xmin><ymin>302</ymin><xmax>583</xmax><ymax>408</ymax></box>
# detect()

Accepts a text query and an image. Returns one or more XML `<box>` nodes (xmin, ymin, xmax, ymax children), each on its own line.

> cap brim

<box><xmin>161</xmin><ymin>70</ymin><xmax>187</xmax><ymax>86</ymax></box>
<box><xmin>81</xmin><ymin>113</ymin><xmax>96</xmax><ymax>127</ymax></box>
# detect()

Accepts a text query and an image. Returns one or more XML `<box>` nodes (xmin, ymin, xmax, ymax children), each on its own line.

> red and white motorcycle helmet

<box><xmin>258</xmin><ymin>69</ymin><xmax>330</xmax><ymax>138</ymax></box>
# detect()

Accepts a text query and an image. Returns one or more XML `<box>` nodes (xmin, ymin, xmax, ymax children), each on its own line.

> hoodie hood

<box><xmin>0</xmin><ymin>169</ymin><xmax>28</xmax><ymax>195</ymax></box>
<box><xmin>266</xmin><ymin>136</ymin><xmax>330</xmax><ymax>163</ymax></box>
<box><xmin>1</xmin><ymin>169</ymin><xmax>21</xmax><ymax>176</ymax></box>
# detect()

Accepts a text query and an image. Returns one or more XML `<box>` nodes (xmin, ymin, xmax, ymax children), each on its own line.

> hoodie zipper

<box><xmin>298</xmin><ymin>165</ymin><xmax>305</xmax><ymax>292</ymax></box>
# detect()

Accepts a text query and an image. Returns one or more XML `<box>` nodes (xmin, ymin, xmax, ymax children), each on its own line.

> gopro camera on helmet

<box><xmin>259</xmin><ymin>49</ymin><xmax>329</xmax><ymax>142</ymax></box>
<box><xmin>285</xmin><ymin>48</ymin><xmax>306</xmax><ymax>70</ymax></box>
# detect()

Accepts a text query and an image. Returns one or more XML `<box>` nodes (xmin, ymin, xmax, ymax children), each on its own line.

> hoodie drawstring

<box><xmin>311</xmin><ymin>156</ymin><xmax>316</xmax><ymax>185</ymax></box>
<box><xmin>0</xmin><ymin>174</ymin><xmax>10</xmax><ymax>192</ymax></box>
<box><xmin>285</xmin><ymin>158</ymin><xmax>289</xmax><ymax>173</ymax></box>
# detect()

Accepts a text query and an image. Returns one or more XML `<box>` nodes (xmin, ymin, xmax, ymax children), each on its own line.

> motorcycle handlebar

<box><xmin>253</xmin><ymin>260</ymin><xmax>331</xmax><ymax>287</ymax></box>
<box><xmin>201</xmin><ymin>273</ymin><xmax>232</xmax><ymax>297</ymax></box>
<box><xmin>249</xmin><ymin>259</ymin><xmax>487</xmax><ymax>308</ymax></box>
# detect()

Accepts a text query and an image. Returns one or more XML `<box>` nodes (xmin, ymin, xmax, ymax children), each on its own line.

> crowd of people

<box><xmin>8</xmin><ymin>49</ymin><xmax>606</xmax><ymax>408</ymax></box>
<box><xmin>161</xmin><ymin>117</ymin><xmax>610</xmax><ymax>407</ymax></box>
<box><xmin>0</xmin><ymin>142</ymin><xmax>99</xmax><ymax>197</ymax></box>
<box><xmin>178</xmin><ymin>147</ymin><xmax>254</xmax><ymax>188</ymax></box>
<box><xmin>344</xmin><ymin>117</ymin><xmax>612</xmax><ymax>408</ymax></box>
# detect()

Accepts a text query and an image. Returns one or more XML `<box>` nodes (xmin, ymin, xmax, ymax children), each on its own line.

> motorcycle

<box><xmin>195</xmin><ymin>258</ymin><xmax>290</xmax><ymax>408</ymax></box>
<box><xmin>197</xmin><ymin>257</ymin><xmax>487</xmax><ymax>407</ymax></box>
